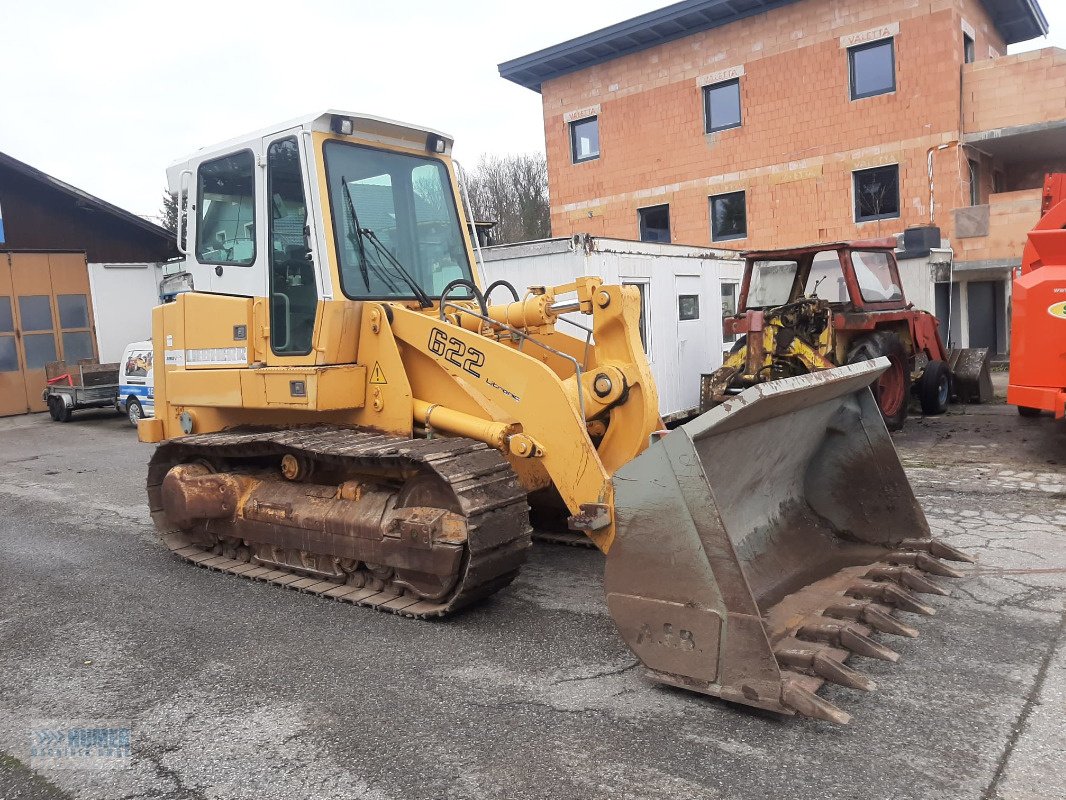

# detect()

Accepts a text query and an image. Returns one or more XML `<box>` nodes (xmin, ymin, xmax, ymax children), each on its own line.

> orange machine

<box><xmin>1008</xmin><ymin>174</ymin><xmax>1066</xmax><ymax>419</ymax></box>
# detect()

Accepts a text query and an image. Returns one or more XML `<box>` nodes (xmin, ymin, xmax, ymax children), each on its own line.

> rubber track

<box><xmin>147</xmin><ymin>426</ymin><xmax>532</xmax><ymax>619</ymax></box>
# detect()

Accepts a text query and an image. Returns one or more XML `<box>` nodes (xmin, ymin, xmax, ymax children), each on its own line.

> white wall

<box><xmin>87</xmin><ymin>263</ymin><xmax>163</xmax><ymax>363</ymax></box>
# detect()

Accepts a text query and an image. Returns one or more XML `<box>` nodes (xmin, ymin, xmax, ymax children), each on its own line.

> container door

<box><xmin>675</xmin><ymin>273</ymin><xmax>711</xmax><ymax>415</ymax></box>
<box><xmin>0</xmin><ymin>257</ymin><xmax>26</xmax><ymax>416</ymax></box>
<box><xmin>10</xmin><ymin>253</ymin><xmax>58</xmax><ymax>413</ymax></box>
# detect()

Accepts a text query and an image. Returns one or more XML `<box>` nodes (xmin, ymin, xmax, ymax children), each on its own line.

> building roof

<box><xmin>0</xmin><ymin>150</ymin><xmax>174</xmax><ymax>243</ymax></box>
<box><xmin>499</xmin><ymin>0</ymin><xmax>1050</xmax><ymax>92</ymax></box>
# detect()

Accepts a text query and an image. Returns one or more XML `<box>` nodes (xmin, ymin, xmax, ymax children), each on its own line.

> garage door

<box><xmin>0</xmin><ymin>252</ymin><xmax>98</xmax><ymax>416</ymax></box>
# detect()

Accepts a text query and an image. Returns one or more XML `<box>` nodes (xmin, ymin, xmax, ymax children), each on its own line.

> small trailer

<box><xmin>42</xmin><ymin>360</ymin><xmax>120</xmax><ymax>422</ymax></box>
<box><xmin>477</xmin><ymin>235</ymin><xmax>743</xmax><ymax>421</ymax></box>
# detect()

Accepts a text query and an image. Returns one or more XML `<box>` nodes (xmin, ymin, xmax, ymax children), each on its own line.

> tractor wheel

<box><xmin>846</xmin><ymin>331</ymin><xmax>911</xmax><ymax>432</ymax></box>
<box><xmin>917</xmin><ymin>359</ymin><xmax>951</xmax><ymax>415</ymax></box>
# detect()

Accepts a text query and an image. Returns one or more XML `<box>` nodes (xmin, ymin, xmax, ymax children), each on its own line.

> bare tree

<box><xmin>464</xmin><ymin>154</ymin><xmax>551</xmax><ymax>245</ymax></box>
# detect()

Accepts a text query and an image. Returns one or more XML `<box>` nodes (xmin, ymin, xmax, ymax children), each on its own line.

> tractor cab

<box><xmin>707</xmin><ymin>239</ymin><xmax>962</xmax><ymax>431</ymax></box>
<box><xmin>737</xmin><ymin>239</ymin><xmax>905</xmax><ymax>317</ymax></box>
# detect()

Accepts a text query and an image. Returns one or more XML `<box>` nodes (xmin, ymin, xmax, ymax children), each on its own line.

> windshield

<box><xmin>324</xmin><ymin>141</ymin><xmax>474</xmax><ymax>300</ymax></box>
<box><xmin>746</xmin><ymin>260</ymin><xmax>797</xmax><ymax>307</ymax></box>
<box><xmin>852</xmin><ymin>251</ymin><xmax>902</xmax><ymax>303</ymax></box>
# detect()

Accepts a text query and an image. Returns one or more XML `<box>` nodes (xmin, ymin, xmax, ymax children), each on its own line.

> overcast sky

<box><xmin>2</xmin><ymin>0</ymin><xmax>1062</xmax><ymax>222</ymax></box>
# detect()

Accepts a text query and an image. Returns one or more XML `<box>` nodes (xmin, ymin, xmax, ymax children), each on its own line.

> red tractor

<box><xmin>704</xmin><ymin>240</ymin><xmax>989</xmax><ymax>430</ymax></box>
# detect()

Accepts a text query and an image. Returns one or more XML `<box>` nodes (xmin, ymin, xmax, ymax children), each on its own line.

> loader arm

<box><xmin>384</xmin><ymin>279</ymin><xmax>661</xmax><ymax>552</ymax></box>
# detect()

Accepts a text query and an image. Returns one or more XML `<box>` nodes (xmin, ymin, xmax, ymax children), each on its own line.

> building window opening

<box><xmin>710</xmin><ymin>191</ymin><xmax>747</xmax><ymax>241</ymax></box>
<box><xmin>849</xmin><ymin>39</ymin><xmax>896</xmax><ymax>100</ymax></box>
<box><xmin>964</xmin><ymin>33</ymin><xmax>976</xmax><ymax>64</ymax></box>
<box><xmin>968</xmin><ymin>158</ymin><xmax>982</xmax><ymax>206</ymax></box>
<box><xmin>703</xmin><ymin>79</ymin><xmax>742</xmax><ymax>134</ymax></box>
<box><xmin>853</xmin><ymin>164</ymin><xmax>900</xmax><ymax>222</ymax></box>
<box><xmin>638</xmin><ymin>204</ymin><xmax>671</xmax><ymax>243</ymax></box>
<box><xmin>570</xmin><ymin>116</ymin><xmax>599</xmax><ymax>163</ymax></box>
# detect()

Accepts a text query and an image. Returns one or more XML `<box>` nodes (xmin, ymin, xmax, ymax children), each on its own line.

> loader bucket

<box><xmin>948</xmin><ymin>347</ymin><xmax>994</xmax><ymax>404</ymax></box>
<box><xmin>605</xmin><ymin>359</ymin><xmax>971</xmax><ymax>723</ymax></box>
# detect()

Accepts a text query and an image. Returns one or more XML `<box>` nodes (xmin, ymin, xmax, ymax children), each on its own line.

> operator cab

<box><xmin>165</xmin><ymin>111</ymin><xmax>478</xmax><ymax>358</ymax></box>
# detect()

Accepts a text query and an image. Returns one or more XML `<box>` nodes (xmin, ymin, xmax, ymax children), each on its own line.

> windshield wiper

<box><xmin>340</xmin><ymin>176</ymin><xmax>371</xmax><ymax>290</ymax></box>
<box><xmin>359</xmin><ymin>227</ymin><xmax>433</xmax><ymax>308</ymax></box>
<box><xmin>339</xmin><ymin>177</ymin><xmax>432</xmax><ymax>307</ymax></box>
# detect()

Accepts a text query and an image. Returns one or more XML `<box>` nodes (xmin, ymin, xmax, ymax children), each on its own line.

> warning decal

<box><xmin>369</xmin><ymin>362</ymin><xmax>388</xmax><ymax>384</ymax></box>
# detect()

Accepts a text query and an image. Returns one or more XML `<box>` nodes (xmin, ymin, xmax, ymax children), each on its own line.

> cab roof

<box><xmin>166</xmin><ymin>110</ymin><xmax>455</xmax><ymax>177</ymax></box>
<box><xmin>743</xmin><ymin>238</ymin><xmax>897</xmax><ymax>260</ymax></box>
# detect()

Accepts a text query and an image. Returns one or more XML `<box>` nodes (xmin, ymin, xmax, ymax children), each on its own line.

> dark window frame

<box><xmin>853</xmin><ymin>164</ymin><xmax>901</xmax><ymax>223</ymax></box>
<box><xmin>848</xmin><ymin>38</ymin><xmax>896</xmax><ymax>101</ymax></box>
<box><xmin>703</xmin><ymin>78</ymin><xmax>742</xmax><ymax>134</ymax></box>
<box><xmin>637</xmin><ymin>204</ymin><xmax>671</xmax><ymax>243</ymax></box>
<box><xmin>569</xmin><ymin>116</ymin><xmax>600</xmax><ymax>164</ymax></box>
<box><xmin>963</xmin><ymin>33</ymin><xmax>976</xmax><ymax>64</ymax></box>
<box><xmin>195</xmin><ymin>148</ymin><xmax>258</xmax><ymax>268</ymax></box>
<box><xmin>709</xmin><ymin>190</ymin><xmax>748</xmax><ymax>242</ymax></box>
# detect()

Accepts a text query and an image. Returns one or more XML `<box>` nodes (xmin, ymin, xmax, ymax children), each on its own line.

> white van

<box><xmin>117</xmin><ymin>340</ymin><xmax>154</xmax><ymax>426</ymax></box>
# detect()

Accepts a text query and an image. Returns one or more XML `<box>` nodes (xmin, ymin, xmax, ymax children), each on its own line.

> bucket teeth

<box><xmin>774</xmin><ymin>646</ymin><xmax>877</xmax><ymax>691</ymax></box>
<box><xmin>796</xmin><ymin>621</ymin><xmax>900</xmax><ymax>662</ymax></box>
<box><xmin>847</xmin><ymin>579</ymin><xmax>937</xmax><ymax>616</ymax></box>
<box><xmin>813</xmin><ymin>652</ymin><xmax>876</xmax><ymax>691</ymax></box>
<box><xmin>866</xmin><ymin>566</ymin><xmax>950</xmax><ymax>596</ymax></box>
<box><xmin>825</xmin><ymin>599</ymin><xmax>921</xmax><ymax>637</ymax></box>
<box><xmin>861</xmin><ymin>605</ymin><xmax>921</xmax><ymax>638</ymax></box>
<box><xmin>839</xmin><ymin>627</ymin><xmax>900</xmax><ymax>662</ymax></box>
<box><xmin>887</xmin><ymin>551</ymin><xmax>966</xmax><ymax>578</ymax></box>
<box><xmin>900</xmin><ymin>538</ymin><xmax>975</xmax><ymax>564</ymax></box>
<box><xmin>781</xmin><ymin>677</ymin><xmax>852</xmax><ymax>725</ymax></box>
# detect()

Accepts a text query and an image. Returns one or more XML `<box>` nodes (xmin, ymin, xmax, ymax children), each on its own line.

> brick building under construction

<box><xmin>501</xmin><ymin>0</ymin><xmax>1060</xmax><ymax>354</ymax></box>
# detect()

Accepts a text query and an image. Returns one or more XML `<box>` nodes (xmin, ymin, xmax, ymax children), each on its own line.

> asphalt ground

<box><xmin>0</xmin><ymin>400</ymin><xmax>1063</xmax><ymax>800</ymax></box>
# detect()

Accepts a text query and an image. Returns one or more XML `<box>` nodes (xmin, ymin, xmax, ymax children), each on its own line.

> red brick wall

<box><xmin>540</xmin><ymin>0</ymin><xmax>1014</xmax><ymax>250</ymax></box>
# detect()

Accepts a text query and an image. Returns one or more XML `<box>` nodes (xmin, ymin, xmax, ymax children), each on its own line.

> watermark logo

<box><xmin>1049</xmin><ymin>301</ymin><xmax>1066</xmax><ymax>320</ymax></box>
<box><xmin>30</xmin><ymin>719</ymin><xmax>132</xmax><ymax>770</ymax></box>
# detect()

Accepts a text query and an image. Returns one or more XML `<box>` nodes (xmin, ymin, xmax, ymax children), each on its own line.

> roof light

<box><xmin>331</xmin><ymin>116</ymin><xmax>354</xmax><ymax>136</ymax></box>
<box><xmin>427</xmin><ymin>134</ymin><xmax>447</xmax><ymax>154</ymax></box>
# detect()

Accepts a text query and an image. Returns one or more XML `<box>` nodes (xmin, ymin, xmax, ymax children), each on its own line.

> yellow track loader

<box><xmin>142</xmin><ymin>111</ymin><xmax>971</xmax><ymax>724</ymax></box>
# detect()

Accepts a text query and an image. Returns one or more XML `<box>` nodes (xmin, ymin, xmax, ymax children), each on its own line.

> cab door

<box><xmin>261</xmin><ymin>129</ymin><xmax>319</xmax><ymax>365</ymax></box>
<box><xmin>0</xmin><ymin>256</ymin><xmax>25</xmax><ymax>416</ymax></box>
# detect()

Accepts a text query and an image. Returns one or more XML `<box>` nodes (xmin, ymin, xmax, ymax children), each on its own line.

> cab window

<box><xmin>853</xmin><ymin>251</ymin><xmax>902</xmax><ymax>303</ymax></box>
<box><xmin>747</xmin><ymin>260</ymin><xmax>797</xmax><ymax>308</ymax></box>
<box><xmin>267</xmin><ymin>138</ymin><xmax>316</xmax><ymax>355</ymax></box>
<box><xmin>805</xmin><ymin>251</ymin><xmax>847</xmax><ymax>303</ymax></box>
<box><xmin>196</xmin><ymin>150</ymin><xmax>256</xmax><ymax>266</ymax></box>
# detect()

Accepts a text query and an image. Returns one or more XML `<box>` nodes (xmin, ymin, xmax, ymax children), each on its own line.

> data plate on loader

<box><xmin>606</xmin><ymin>594</ymin><xmax>722</xmax><ymax>683</ymax></box>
